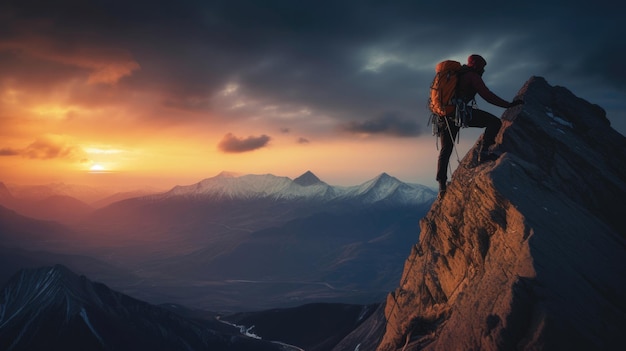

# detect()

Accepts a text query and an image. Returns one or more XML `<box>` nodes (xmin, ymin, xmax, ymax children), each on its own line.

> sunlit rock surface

<box><xmin>375</xmin><ymin>77</ymin><xmax>626</xmax><ymax>350</ymax></box>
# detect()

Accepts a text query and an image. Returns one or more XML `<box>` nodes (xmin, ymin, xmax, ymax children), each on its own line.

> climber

<box><xmin>436</xmin><ymin>54</ymin><xmax>523</xmax><ymax>196</ymax></box>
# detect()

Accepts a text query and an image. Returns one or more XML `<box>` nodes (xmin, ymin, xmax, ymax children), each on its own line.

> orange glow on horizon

<box><xmin>0</xmin><ymin>45</ymin><xmax>442</xmax><ymax>190</ymax></box>
<box><xmin>0</xmin><ymin>126</ymin><xmax>443</xmax><ymax>190</ymax></box>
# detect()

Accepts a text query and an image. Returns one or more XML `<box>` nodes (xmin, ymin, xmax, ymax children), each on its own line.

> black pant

<box><xmin>436</xmin><ymin>109</ymin><xmax>502</xmax><ymax>182</ymax></box>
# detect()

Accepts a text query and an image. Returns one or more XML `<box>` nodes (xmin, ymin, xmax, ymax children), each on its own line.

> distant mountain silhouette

<box><xmin>90</xmin><ymin>189</ymin><xmax>162</xmax><ymax>208</ymax></box>
<box><xmin>27</xmin><ymin>195</ymin><xmax>93</xmax><ymax>223</ymax></box>
<box><xmin>0</xmin><ymin>183</ymin><xmax>162</xmax><ymax>223</ymax></box>
<box><xmin>0</xmin><ymin>204</ymin><xmax>77</xmax><ymax>248</ymax></box>
<box><xmin>0</xmin><ymin>182</ymin><xmax>14</xmax><ymax>205</ymax></box>
<box><xmin>344</xmin><ymin>76</ymin><xmax>626</xmax><ymax>350</ymax></box>
<box><xmin>0</xmin><ymin>186</ymin><xmax>94</xmax><ymax>224</ymax></box>
<box><xmin>3</xmin><ymin>182</ymin><xmax>118</xmax><ymax>203</ymax></box>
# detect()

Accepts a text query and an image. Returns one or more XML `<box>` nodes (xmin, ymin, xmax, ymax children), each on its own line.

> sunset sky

<box><xmin>1</xmin><ymin>0</ymin><xmax>624</xmax><ymax>190</ymax></box>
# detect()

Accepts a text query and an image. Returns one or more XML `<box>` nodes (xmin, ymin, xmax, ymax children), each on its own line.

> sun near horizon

<box><xmin>0</xmin><ymin>126</ymin><xmax>447</xmax><ymax>191</ymax></box>
<box><xmin>89</xmin><ymin>163</ymin><xmax>106</xmax><ymax>172</ymax></box>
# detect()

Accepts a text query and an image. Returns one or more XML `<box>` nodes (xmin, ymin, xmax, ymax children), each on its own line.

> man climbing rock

<box><xmin>436</xmin><ymin>54</ymin><xmax>523</xmax><ymax>196</ymax></box>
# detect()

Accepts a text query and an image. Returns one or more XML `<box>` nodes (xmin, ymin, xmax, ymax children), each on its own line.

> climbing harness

<box><xmin>427</xmin><ymin>99</ymin><xmax>475</xmax><ymax>179</ymax></box>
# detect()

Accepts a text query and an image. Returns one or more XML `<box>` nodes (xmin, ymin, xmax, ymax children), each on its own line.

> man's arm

<box><xmin>472</xmin><ymin>75</ymin><xmax>515</xmax><ymax>108</ymax></box>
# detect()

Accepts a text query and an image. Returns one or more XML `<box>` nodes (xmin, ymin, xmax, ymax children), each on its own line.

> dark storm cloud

<box><xmin>218</xmin><ymin>133</ymin><xmax>271</xmax><ymax>153</ymax></box>
<box><xmin>2</xmin><ymin>0</ymin><xmax>624</xmax><ymax>134</ymax></box>
<box><xmin>579</xmin><ymin>44</ymin><xmax>626</xmax><ymax>91</ymax></box>
<box><xmin>341</xmin><ymin>113</ymin><xmax>422</xmax><ymax>137</ymax></box>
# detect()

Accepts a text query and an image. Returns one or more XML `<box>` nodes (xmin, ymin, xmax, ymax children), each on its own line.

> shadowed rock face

<box><xmin>377</xmin><ymin>77</ymin><xmax>626</xmax><ymax>351</ymax></box>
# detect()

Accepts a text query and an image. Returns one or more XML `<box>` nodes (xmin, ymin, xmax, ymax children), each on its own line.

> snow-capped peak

<box><xmin>167</xmin><ymin>173</ymin><xmax>292</xmax><ymax>199</ymax></box>
<box><xmin>163</xmin><ymin>171</ymin><xmax>435</xmax><ymax>205</ymax></box>
<box><xmin>215</xmin><ymin>171</ymin><xmax>243</xmax><ymax>178</ymax></box>
<box><xmin>293</xmin><ymin>170</ymin><xmax>324</xmax><ymax>186</ymax></box>
<box><xmin>344</xmin><ymin>173</ymin><xmax>407</xmax><ymax>203</ymax></box>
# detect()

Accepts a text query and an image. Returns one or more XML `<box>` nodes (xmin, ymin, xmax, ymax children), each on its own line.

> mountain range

<box><xmin>0</xmin><ymin>171</ymin><xmax>433</xmax><ymax>225</ymax></box>
<box><xmin>1</xmin><ymin>182</ymin><xmax>159</xmax><ymax>204</ymax></box>
<box><xmin>165</xmin><ymin>171</ymin><xmax>433</xmax><ymax>204</ymax></box>
<box><xmin>0</xmin><ymin>181</ymin><xmax>151</xmax><ymax>224</ymax></box>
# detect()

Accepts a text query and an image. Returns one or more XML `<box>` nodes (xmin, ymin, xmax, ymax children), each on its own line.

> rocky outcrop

<box><xmin>377</xmin><ymin>77</ymin><xmax>626</xmax><ymax>350</ymax></box>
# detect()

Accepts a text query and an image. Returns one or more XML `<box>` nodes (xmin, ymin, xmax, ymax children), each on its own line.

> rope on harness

<box><xmin>443</xmin><ymin>116</ymin><xmax>461</xmax><ymax>179</ymax></box>
<box><xmin>428</xmin><ymin>114</ymin><xmax>440</xmax><ymax>150</ymax></box>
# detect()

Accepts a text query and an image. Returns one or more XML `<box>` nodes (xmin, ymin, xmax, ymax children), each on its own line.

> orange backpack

<box><xmin>428</xmin><ymin>60</ymin><xmax>462</xmax><ymax>117</ymax></box>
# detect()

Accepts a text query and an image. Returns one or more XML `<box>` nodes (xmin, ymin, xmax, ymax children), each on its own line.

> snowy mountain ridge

<box><xmin>164</xmin><ymin>171</ymin><xmax>435</xmax><ymax>204</ymax></box>
<box><xmin>0</xmin><ymin>265</ymin><xmax>96</xmax><ymax>323</ymax></box>
<box><xmin>0</xmin><ymin>265</ymin><xmax>290</xmax><ymax>350</ymax></box>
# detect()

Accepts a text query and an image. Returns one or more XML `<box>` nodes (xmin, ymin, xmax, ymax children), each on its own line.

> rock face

<box><xmin>376</xmin><ymin>77</ymin><xmax>626</xmax><ymax>350</ymax></box>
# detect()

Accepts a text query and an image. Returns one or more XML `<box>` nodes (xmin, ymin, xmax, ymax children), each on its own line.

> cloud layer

<box><xmin>2</xmin><ymin>1</ymin><xmax>623</xmax><ymax>127</ymax></box>
<box><xmin>0</xmin><ymin>0</ymin><xmax>624</xmax><ymax>186</ymax></box>
<box><xmin>218</xmin><ymin>133</ymin><xmax>271</xmax><ymax>153</ymax></box>
<box><xmin>0</xmin><ymin>135</ymin><xmax>85</xmax><ymax>161</ymax></box>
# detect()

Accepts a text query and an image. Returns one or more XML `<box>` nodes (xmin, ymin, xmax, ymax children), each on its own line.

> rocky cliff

<box><xmin>376</xmin><ymin>77</ymin><xmax>626</xmax><ymax>350</ymax></box>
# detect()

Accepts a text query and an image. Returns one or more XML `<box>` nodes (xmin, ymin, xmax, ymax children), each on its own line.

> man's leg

<box><xmin>436</xmin><ymin>120</ymin><xmax>459</xmax><ymax>193</ymax></box>
<box><xmin>468</xmin><ymin>109</ymin><xmax>502</xmax><ymax>161</ymax></box>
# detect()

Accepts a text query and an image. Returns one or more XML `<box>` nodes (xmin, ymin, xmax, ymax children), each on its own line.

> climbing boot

<box><xmin>437</xmin><ymin>180</ymin><xmax>447</xmax><ymax>199</ymax></box>
<box><xmin>478</xmin><ymin>152</ymin><xmax>499</xmax><ymax>163</ymax></box>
